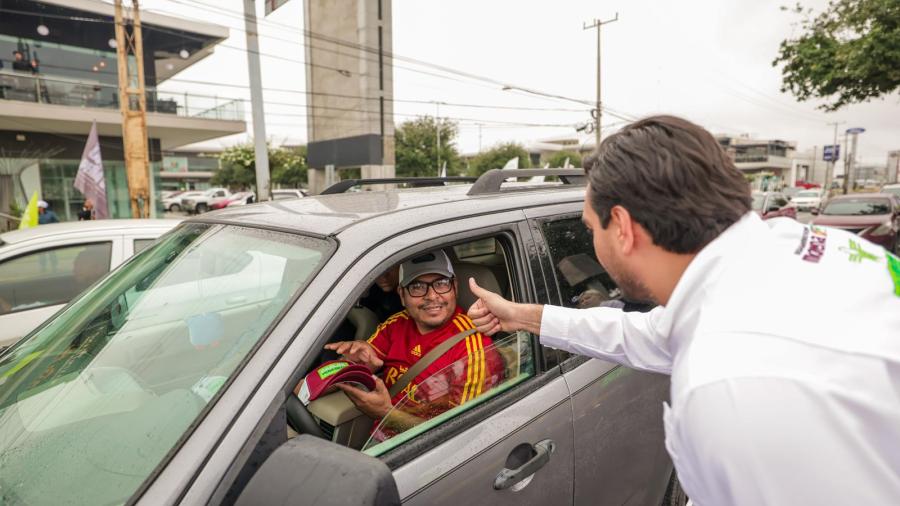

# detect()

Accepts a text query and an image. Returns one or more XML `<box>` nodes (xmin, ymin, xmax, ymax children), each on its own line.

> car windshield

<box><xmin>822</xmin><ymin>198</ymin><xmax>891</xmax><ymax>216</ymax></box>
<box><xmin>797</xmin><ymin>191</ymin><xmax>820</xmax><ymax>198</ymax></box>
<box><xmin>0</xmin><ymin>223</ymin><xmax>331</xmax><ymax>505</ymax></box>
<box><xmin>883</xmin><ymin>187</ymin><xmax>900</xmax><ymax>198</ymax></box>
<box><xmin>751</xmin><ymin>193</ymin><xmax>766</xmax><ymax>210</ymax></box>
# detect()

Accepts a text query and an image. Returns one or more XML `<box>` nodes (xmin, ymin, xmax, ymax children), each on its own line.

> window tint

<box><xmin>133</xmin><ymin>238</ymin><xmax>156</xmax><ymax>254</ymax></box>
<box><xmin>0</xmin><ymin>242</ymin><xmax>112</xmax><ymax>315</ymax></box>
<box><xmin>363</xmin><ymin>331</ymin><xmax>535</xmax><ymax>454</ymax></box>
<box><xmin>541</xmin><ymin>218</ymin><xmax>620</xmax><ymax>309</ymax></box>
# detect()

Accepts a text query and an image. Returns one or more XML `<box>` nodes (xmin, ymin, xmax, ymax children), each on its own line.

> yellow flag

<box><xmin>18</xmin><ymin>191</ymin><xmax>39</xmax><ymax>230</ymax></box>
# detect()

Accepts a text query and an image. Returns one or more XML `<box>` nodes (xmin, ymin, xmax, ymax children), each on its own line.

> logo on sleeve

<box><xmin>839</xmin><ymin>239</ymin><xmax>880</xmax><ymax>264</ymax></box>
<box><xmin>887</xmin><ymin>253</ymin><xmax>900</xmax><ymax>298</ymax></box>
<box><xmin>797</xmin><ymin>225</ymin><xmax>828</xmax><ymax>263</ymax></box>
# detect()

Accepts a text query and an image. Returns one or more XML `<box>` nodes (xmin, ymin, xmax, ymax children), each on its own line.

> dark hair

<box><xmin>584</xmin><ymin>115</ymin><xmax>751</xmax><ymax>254</ymax></box>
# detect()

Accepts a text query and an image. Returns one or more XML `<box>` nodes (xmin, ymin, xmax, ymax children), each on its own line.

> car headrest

<box><xmin>454</xmin><ymin>262</ymin><xmax>502</xmax><ymax>310</ymax></box>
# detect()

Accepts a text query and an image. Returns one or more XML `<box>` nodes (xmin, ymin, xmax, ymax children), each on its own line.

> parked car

<box><xmin>210</xmin><ymin>191</ymin><xmax>255</xmax><ymax>210</ymax></box>
<box><xmin>271</xmin><ymin>188</ymin><xmax>307</xmax><ymax>201</ymax></box>
<box><xmin>881</xmin><ymin>183</ymin><xmax>900</xmax><ymax>199</ymax></box>
<box><xmin>788</xmin><ymin>189</ymin><xmax>825</xmax><ymax>212</ymax></box>
<box><xmin>751</xmin><ymin>191</ymin><xmax>797</xmax><ymax>220</ymax></box>
<box><xmin>811</xmin><ymin>193</ymin><xmax>900</xmax><ymax>253</ymax></box>
<box><xmin>0</xmin><ymin>171</ymin><xmax>684</xmax><ymax>506</ymax></box>
<box><xmin>0</xmin><ymin>219</ymin><xmax>181</xmax><ymax>350</ymax></box>
<box><xmin>164</xmin><ymin>190</ymin><xmax>201</xmax><ymax>212</ymax></box>
<box><xmin>182</xmin><ymin>187</ymin><xmax>231</xmax><ymax>214</ymax></box>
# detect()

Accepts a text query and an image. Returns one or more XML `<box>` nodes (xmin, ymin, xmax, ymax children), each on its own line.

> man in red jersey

<box><xmin>326</xmin><ymin>250</ymin><xmax>504</xmax><ymax>435</ymax></box>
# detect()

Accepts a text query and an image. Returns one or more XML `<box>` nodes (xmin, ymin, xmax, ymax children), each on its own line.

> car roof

<box><xmin>194</xmin><ymin>184</ymin><xmax>585</xmax><ymax>237</ymax></box>
<box><xmin>826</xmin><ymin>193</ymin><xmax>895</xmax><ymax>201</ymax></box>
<box><xmin>0</xmin><ymin>218</ymin><xmax>182</xmax><ymax>245</ymax></box>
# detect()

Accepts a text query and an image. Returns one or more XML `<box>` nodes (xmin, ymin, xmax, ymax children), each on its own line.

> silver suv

<box><xmin>0</xmin><ymin>170</ymin><xmax>684</xmax><ymax>506</ymax></box>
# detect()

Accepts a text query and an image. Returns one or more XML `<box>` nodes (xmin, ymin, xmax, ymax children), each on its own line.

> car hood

<box><xmin>812</xmin><ymin>214</ymin><xmax>890</xmax><ymax>228</ymax></box>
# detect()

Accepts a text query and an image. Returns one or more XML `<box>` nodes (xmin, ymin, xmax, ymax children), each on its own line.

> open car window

<box><xmin>363</xmin><ymin>331</ymin><xmax>535</xmax><ymax>454</ymax></box>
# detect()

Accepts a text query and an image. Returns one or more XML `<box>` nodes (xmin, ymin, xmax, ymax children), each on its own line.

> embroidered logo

<box><xmin>410</xmin><ymin>344</ymin><xmax>422</xmax><ymax>357</ymax></box>
<box><xmin>838</xmin><ymin>239</ymin><xmax>881</xmax><ymax>264</ymax></box>
<box><xmin>800</xmin><ymin>226</ymin><xmax>828</xmax><ymax>263</ymax></box>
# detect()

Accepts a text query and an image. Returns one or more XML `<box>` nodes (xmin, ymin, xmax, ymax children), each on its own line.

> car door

<box><xmin>525</xmin><ymin>206</ymin><xmax>675</xmax><ymax>506</ymax></box>
<box><xmin>0</xmin><ymin>236</ymin><xmax>120</xmax><ymax>349</ymax></box>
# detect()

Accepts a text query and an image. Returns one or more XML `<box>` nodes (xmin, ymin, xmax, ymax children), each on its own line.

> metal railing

<box><xmin>0</xmin><ymin>70</ymin><xmax>244</xmax><ymax>121</ymax></box>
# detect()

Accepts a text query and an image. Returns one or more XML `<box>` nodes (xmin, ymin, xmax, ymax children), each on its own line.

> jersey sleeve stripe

<box><xmin>462</xmin><ymin>334</ymin><xmax>475</xmax><ymax>403</ymax></box>
<box><xmin>475</xmin><ymin>335</ymin><xmax>486</xmax><ymax>397</ymax></box>
<box><xmin>457</xmin><ymin>316</ymin><xmax>485</xmax><ymax>399</ymax></box>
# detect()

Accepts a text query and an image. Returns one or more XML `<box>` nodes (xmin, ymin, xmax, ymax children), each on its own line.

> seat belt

<box><xmin>388</xmin><ymin>328</ymin><xmax>477</xmax><ymax>399</ymax></box>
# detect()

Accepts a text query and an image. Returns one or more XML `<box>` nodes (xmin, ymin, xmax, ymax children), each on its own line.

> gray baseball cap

<box><xmin>399</xmin><ymin>250</ymin><xmax>455</xmax><ymax>287</ymax></box>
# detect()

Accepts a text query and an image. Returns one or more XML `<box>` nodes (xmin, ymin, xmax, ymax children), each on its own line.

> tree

<box><xmin>213</xmin><ymin>142</ymin><xmax>307</xmax><ymax>189</ymax></box>
<box><xmin>395</xmin><ymin>116</ymin><xmax>462</xmax><ymax>177</ymax></box>
<box><xmin>773</xmin><ymin>0</ymin><xmax>900</xmax><ymax>111</ymax></box>
<box><xmin>545</xmin><ymin>150</ymin><xmax>583</xmax><ymax>168</ymax></box>
<box><xmin>468</xmin><ymin>142</ymin><xmax>532</xmax><ymax>177</ymax></box>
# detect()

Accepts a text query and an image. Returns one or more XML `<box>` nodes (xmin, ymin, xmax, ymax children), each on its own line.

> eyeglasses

<box><xmin>404</xmin><ymin>276</ymin><xmax>454</xmax><ymax>297</ymax></box>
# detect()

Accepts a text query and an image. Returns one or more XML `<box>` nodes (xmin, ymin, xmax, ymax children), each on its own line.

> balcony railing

<box><xmin>0</xmin><ymin>70</ymin><xmax>244</xmax><ymax>121</ymax></box>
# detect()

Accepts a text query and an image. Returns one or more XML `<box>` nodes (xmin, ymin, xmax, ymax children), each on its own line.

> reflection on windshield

<box><xmin>751</xmin><ymin>194</ymin><xmax>766</xmax><ymax>210</ymax></box>
<box><xmin>822</xmin><ymin>199</ymin><xmax>890</xmax><ymax>216</ymax></box>
<box><xmin>0</xmin><ymin>223</ymin><xmax>331</xmax><ymax>505</ymax></box>
<box><xmin>363</xmin><ymin>332</ymin><xmax>534</xmax><ymax>453</ymax></box>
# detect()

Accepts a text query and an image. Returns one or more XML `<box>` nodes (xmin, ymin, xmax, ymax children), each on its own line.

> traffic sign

<box><xmin>823</xmin><ymin>144</ymin><xmax>840</xmax><ymax>162</ymax></box>
<box><xmin>846</xmin><ymin>127</ymin><xmax>866</xmax><ymax>134</ymax></box>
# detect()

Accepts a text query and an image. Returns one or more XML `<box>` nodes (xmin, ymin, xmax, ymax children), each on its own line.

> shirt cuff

<box><xmin>539</xmin><ymin>305</ymin><xmax>574</xmax><ymax>351</ymax></box>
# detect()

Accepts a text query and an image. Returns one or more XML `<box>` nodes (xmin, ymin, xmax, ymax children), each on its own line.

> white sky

<box><xmin>142</xmin><ymin>0</ymin><xmax>899</xmax><ymax>166</ymax></box>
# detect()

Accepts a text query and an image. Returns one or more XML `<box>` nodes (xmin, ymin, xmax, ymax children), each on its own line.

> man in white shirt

<box><xmin>467</xmin><ymin>115</ymin><xmax>900</xmax><ymax>506</ymax></box>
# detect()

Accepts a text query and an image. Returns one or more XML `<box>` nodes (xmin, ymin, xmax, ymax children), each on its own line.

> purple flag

<box><xmin>74</xmin><ymin>121</ymin><xmax>109</xmax><ymax>219</ymax></box>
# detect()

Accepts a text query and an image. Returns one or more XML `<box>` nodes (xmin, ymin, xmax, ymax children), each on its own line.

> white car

<box><xmin>271</xmin><ymin>188</ymin><xmax>307</xmax><ymax>201</ymax></box>
<box><xmin>182</xmin><ymin>188</ymin><xmax>231</xmax><ymax>214</ymax></box>
<box><xmin>882</xmin><ymin>183</ymin><xmax>900</xmax><ymax>199</ymax></box>
<box><xmin>789</xmin><ymin>189</ymin><xmax>825</xmax><ymax>212</ymax></box>
<box><xmin>163</xmin><ymin>191</ymin><xmax>202</xmax><ymax>212</ymax></box>
<box><xmin>0</xmin><ymin>219</ymin><xmax>181</xmax><ymax>349</ymax></box>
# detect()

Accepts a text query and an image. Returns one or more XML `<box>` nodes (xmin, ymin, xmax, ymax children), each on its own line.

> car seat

<box><xmin>453</xmin><ymin>262</ymin><xmax>503</xmax><ymax>310</ymax></box>
<box><xmin>347</xmin><ymin>306</ymin><xmax>379</xmax><ymax>341</ymax></box>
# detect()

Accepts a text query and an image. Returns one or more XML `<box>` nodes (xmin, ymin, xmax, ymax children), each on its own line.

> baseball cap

<box><xmin>37</xmin><ymin>200</ymin><xmax>48</xmax><ymax>209</ymax></box>
<box><xmin>296</xmin><ymin>359</ymin><xmax>377</xmax><ymax>405</ymax></box>
<box><xmin>399</xmin><ymin>250</ymin><xmax>455</xmax><ymax>287</ymax></box>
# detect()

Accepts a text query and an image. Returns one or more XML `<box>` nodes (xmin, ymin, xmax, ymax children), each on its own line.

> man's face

<box><xmin>398</xmin><ymin>273</ymin><xmax>458</xmax><ymax>333</ymax></box>
<box><xmin>13</xmin><ymin>53</ymin><xmax>22</xmax><ymax>62</ymax></box>
<box><xmin>84</xmin><ymin>199</ymin><xmax>94</xmax><ymax>210</ymax></box>
<box><xmin>582</xmin><ymin>195</ymin><xmax>654</xmax><ymax>302</ymax></box>
<box><xmin>374</xmin><ymin>265</ymin><xmax>399</xmax><ymax>293</ymax></box>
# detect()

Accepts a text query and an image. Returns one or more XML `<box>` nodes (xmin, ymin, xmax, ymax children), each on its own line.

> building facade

<box><xmin>0</xmin><ymin>0</ymin><xmax>245</xmax><ymax>223</ymax></box>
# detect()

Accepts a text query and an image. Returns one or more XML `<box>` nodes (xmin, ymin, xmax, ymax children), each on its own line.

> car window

<box><xmin>541</xmin><ymin>218</ymin><xmax>620</xmax><ymax>309</ymax></box>
<box><xmin>363</xmin><ymin>331</ymin><xmax>535</xmax><ymax>455</ymax></box>
<box><xmin>823</xmin><ymin>198</ymin><xmax>891</xmax><ymax>215</ymax></box>
<box><xmin>0</xmin><ymin>242</ymin><xmax>112</xmax><ymax>316</ymax></box>
<box><xmin>133</xmin><ymin>238</ymin><xmax>156</xmax><ymax>254</ymax></box>
<box><xmin>0</xmin><ymin>224</ymin><xmax>332</xmax><ymax>506</ymax></box>
<box><xmin>272</xmin><ymin>192</ymin><xmax>295</xmax><ymax>200</ymax></box>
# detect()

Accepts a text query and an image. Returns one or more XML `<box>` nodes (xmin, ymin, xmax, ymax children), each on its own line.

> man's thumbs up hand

<box><xmin>467</xmin><ymin>277</ymin><xmax>509</xmax><ymax>335</ymax></box>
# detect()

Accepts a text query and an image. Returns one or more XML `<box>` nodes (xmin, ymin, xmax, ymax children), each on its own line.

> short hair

<box><xmin>584</xmin><ymin>115</ymin><xmax>751</xmax><ymax>254</ymax></box>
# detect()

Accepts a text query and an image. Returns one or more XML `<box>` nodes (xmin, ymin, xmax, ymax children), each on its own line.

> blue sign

<box><xmin>846</xmin><ymin>127</ymin><xmax>866</xmax><ymax>134</ymax></box>
<box><xmin>823</xmin><ymin>144</ymin><xmax>840</xmax><ymax>162</ymax></box>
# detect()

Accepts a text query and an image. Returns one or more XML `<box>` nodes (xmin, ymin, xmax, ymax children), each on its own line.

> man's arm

<box><xmin>467</xmin><ymin>278</ymin><xmax>672</xmax><ymax>374</ymax></box>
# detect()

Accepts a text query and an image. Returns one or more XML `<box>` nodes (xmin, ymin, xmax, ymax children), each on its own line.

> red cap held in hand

<box><xmin>297</xmin><ymin>360</ymin><xmax>377</xmax><ymax>405</ymax></box>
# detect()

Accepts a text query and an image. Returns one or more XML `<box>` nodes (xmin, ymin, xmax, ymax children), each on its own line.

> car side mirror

<box><xmin>236</xmin><ymin>435</ymin><xmax>400</xmax><ymax>506</ymax></box>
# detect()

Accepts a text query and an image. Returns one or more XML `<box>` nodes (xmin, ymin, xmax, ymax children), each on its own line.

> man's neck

<box><xmin>646</xmin><ymin>251</ymin><xmax>697</xmax><ymax>306</ymax></box>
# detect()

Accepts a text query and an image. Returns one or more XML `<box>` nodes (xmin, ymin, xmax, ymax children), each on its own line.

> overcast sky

<box><xmin>142</xmin><ymin>0</ymin><xmax>898</xmax><ymax>166</ymax></box>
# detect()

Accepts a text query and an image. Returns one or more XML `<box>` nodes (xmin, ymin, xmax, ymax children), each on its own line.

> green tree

<box><xmin>773</xmin><ymin>0</ymin><xmax>900</xmax><ymax>111</ymax></box>
<box><xmin>395</xmin><ymin>116</ymin><xmax>462</xmax><ymax>177</ymax></box>
<box><xmin>544</xmin><ymin>150</ymin><xmax>583</xmax><ymax>168</ymax></box>
<box><xmin>468</xmin><ymin>142</ymin><xmax>532</xmax><ymax>177</ymax></box>
<box><xmin>213</xmin><ymin>142</ymin><xmax>308</xmax><ymax>189</ymax></box>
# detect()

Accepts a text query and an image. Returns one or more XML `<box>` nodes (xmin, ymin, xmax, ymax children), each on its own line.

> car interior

<box><xmin>289</xmin><ymin>234</ymin><xmax>533</xmax><ymax>454</ymax></box>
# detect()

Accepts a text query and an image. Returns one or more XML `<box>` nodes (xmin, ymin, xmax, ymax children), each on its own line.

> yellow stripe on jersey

<box><xmin>462</xmin><ymin>331</ymin><xmax>475</xmax><ymax>403</ymax></box>
<box><xmin>366</xmin><ymin>310</ymin><xmax>409</xmax><ymax>345</ymax></box>
<box><xmin>455</xmin><ymin>315</ymin><xmax>481</xmax><ymax>403</ymax></box>
<box><xmin>457</xmin><ymin>315</ymin><xmax>487</xmax><ymax>398</ymax></box>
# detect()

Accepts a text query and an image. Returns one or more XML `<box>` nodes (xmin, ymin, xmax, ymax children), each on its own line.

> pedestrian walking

<box><xmin>467</xmin><ymin>115</ymin><xmax>900</xmax><ymax>506</ymax></box>
<box><xmin>37</xmin><ymin>200</ymin><xmax>59</xmax><ymax>224</ymax></box>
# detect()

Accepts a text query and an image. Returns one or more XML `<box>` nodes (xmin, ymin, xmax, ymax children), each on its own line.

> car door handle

<box><xmin>493</xmin><ymin>439</ymin><xmax>556</xmax><ymax>490</ymax></box>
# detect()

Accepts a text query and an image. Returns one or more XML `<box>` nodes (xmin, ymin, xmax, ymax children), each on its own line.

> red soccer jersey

<box><xmin>367</xmin><ymin>307</ymin><xmax>505</xmax><ymax>413</ymax></box>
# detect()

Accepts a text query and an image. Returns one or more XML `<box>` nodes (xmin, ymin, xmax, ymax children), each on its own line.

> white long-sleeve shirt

<box><xmin>540</xmin><ymin>212</ymin><xmax>900</xmax><ymax>506</ymax></box>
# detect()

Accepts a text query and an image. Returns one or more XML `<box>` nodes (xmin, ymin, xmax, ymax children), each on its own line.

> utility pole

<box><xmin>843</xmin><ymin>127</ymin><xmax>865</xmax><ymax>194</ymax></box>
<box><xmin>243</xmin><ymin>0</ymin><xmax>270</xmax><ymax>200</ymax></box>
<box><xmin>825</xmin><ymin>121</ymin><xmax>844</xmax><ymax>197</ymax></box>
<box><xmin>114</xmin><ymin>0</ymin><xmax>150</xmax><ymax>218</ymax></box>
<box><xmin>584</xmin><ymin>13</ymin><xmax>618</xmax><ymax>151</ymax></box>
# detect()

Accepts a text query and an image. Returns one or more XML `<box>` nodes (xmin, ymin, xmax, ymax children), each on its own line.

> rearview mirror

<box><xmin>236</xmin><ymin>435</ymin><xmax>400</xmax><ymax>506</ymax></box>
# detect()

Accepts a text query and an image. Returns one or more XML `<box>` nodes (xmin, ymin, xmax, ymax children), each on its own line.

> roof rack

<box><xmin>320</xmin><ymin>176</ymin><xmax>477</xmax><ymax>195</ymax></box>
<box><xmin>467</xmin><ymin>168</ymin><xmax>585</xmax><ymax>196</ymax></box>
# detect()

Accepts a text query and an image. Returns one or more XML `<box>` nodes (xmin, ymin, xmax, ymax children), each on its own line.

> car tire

<box><xmin>196</xmin><ymin>203</ymin><xmax>208</xmax><ymax>214</ymax></box>
<box><xmin>169</xmin><ymin>204</ymin><xmax>181</xmax><ymax>213</ymax></box>
<box><xmin>662</xmin><ymin>471</ymin><xmax>689</xmax><ymax>506</ymax></box>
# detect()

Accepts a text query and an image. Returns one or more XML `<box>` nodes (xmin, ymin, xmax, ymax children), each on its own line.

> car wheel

<box><xmin>662</xmin><ymin>471</ymin><xmax>689</xmax><ymax>506</ymax></box>
<box><xmin>169</xmin><ymin>203</ymin><xmax>181</xmax><ymax>213</ymax></box>
<box><xmin>196</xmin><ymin>203</ymin><xmax>208</xmax><ymax>214</ymax></box>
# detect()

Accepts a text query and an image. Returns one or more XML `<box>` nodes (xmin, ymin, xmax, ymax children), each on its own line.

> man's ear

<box><xmin>609</xmin><ymin>205</ymin><xmax>636</xmax><ymax>255</ymax></box>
